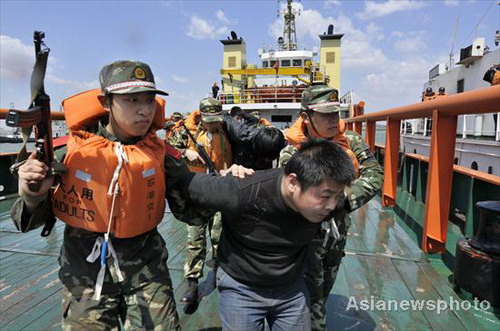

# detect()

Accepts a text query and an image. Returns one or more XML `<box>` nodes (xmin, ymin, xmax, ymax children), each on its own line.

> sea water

<box><xmin>0</xmin><ymin>142</ymin><xmax>35</xmax><ymax>154</ymax></box>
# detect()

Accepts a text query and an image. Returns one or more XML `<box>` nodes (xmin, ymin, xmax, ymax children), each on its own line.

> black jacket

<box><xmin>223</xmin><ymin>113</ymin><xmax>260</xmax><ymax>168</ymax></box>
<box><xmin>187</xmin><ymin>168</ymin><xmax>321</xmax><ymax>287</ymax></box>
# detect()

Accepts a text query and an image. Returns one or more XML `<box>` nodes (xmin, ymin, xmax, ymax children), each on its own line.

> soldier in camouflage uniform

<box><xmin>180</xmin><ymin>98</ymin><xmax>232</xmax><ymax>313</ymax></box>
<box><xmin>250</xmin><ymin>110</ymin><xmax>272</xmax><ymax>128</ymax></box>
<box><xmin>279</xmin><ymin>85</ymin><xmax>383</xmax><ymax>331</ymax></box>
<box><xmin>165</xmin><ymin>112</ymin><xmax>189</xmax><ymax>151</ymax></box>
<box><xmin>10</xmin><ymin>60</ymin><xmax>205</xmax><ymax>330</ymax></box>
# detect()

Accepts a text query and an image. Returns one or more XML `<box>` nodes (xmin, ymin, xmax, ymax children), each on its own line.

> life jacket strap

<box><xmin>86</xmin><ymin>235</ymin><xmax>124</xmax><ymax>300</ymax></box>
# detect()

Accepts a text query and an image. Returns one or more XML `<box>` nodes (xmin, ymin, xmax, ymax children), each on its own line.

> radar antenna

<box><xmin>448</xmin><ymin>4</ymin><xmax>462</xmax><ymax>71</ymax></box>
<box><xmin>279</xmin><ymin>0</ymin><xmax>299</xmax><ymax>51</ymax></box>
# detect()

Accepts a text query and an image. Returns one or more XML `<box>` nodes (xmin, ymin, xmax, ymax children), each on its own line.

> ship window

<box><xmin>488</xmin><ymin>166</ymin><xmax>493</xmax><ymax>174</ymax></box>
<box><xmin>271</xmin><ymin>115</ymin><xmax>292</xmax><ymax>123</ymax></box>
<box><xmin>281</xmin><ymin>60</ymin><xmax>291</xmax><ymax>67</ymax></box>
<box><xmin>262</xmin><ymin>61</ymin><xmax>268</xmax><ymax>68</ymax></box>
<box><xmin>270</xmin><ymin>60</ymin><xmax>277</xmax><ymax>68</ymax></box>
<box><xmin>228</xmin><ymin>56</ymin><xmax>236</xmax><ymax>68</ymax></box>
<box><xmin>454</xmin><ymin>157</ymin><xmax>458</xmax><ymax>165</ymax></box>
<box><xmin>457</xmin><ymin>79</ymin><xmax>464</xmax><ymax>93</ymax></box>
<box><xmin>292</xmin><ymin>59</ymin><xmax>302</xmax><ymax>66</ymax></box>
<box><xmin>471</xmin><ymin>161</ymin><xmax>478</xmax><ymax>170</ymax></box>
<box><xmin>326</xmin><ymin>52</ymin><xmax>335</xmax><ymax>63</ymax></box>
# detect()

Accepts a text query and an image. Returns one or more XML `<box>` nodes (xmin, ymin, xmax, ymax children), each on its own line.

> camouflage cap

<box><xmin>301</xmin><ymin>85</ymin><xmax>340</xmax><ymax>113</ymax></box>
<box><xmin>99</xmin><ymin>60</ymin><xmax>168</xmax><ymax>95</ymax></box>
<box><xmin>199</xmin><ymin>97</ymin><xmax>223</xmax><ymax>122</ymax></box>
<box><xmin>171</xmin><ymin>111</ymin><xmax>184</xmax><ymax>120</ymax></box>
<box><xmin>251</xmin><ymin>111</ymin><xmax>261</xmax><ymax>118</ymax></box>
<box><xmin>164</xmin><ymin>121</ymin><xmax>176</xmax><ymax>129</ymax></box>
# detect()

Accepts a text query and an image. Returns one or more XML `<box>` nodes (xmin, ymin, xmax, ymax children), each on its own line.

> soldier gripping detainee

<box><xmin>10</xmin><ymin>60</ymin><xmax>249</xmax><ymax>330</ymax></box>
<box><xmin>11</xmin><ymin>60</ymin><xmax>375</xmax><ymax>330</ymax></box>
<box><xmin>177</xmin><ymin>138</ymin><xmax>355</xmax><ymax>330</ymax></box>
<box><xmin>280</xmin><ymin>84</ymin><xmax>383</xmax><ymax>330</ymax></box>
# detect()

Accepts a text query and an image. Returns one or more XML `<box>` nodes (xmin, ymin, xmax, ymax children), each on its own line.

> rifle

<box><xmin>181</xmin><ymin>123</ymin><xmax>218</xmax><ymax>175</ymax></box>
<box><xmin>6</xmin><ymin>31</ymin><xmax>64</xmax><ymax>237</ymax></box>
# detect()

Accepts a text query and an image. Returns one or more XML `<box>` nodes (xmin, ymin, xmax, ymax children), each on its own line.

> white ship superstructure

<box><xmin>403</xmin><ymin>37</ymin><xmax>500</xmax><ymax>175</ymax></box>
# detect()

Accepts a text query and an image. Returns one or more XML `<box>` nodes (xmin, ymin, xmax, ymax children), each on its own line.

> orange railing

<box><xmin>0</xmin><ymin>109</ymin><xmax>66</xmax><ymax>121</ymax></box>
<box><xmin>344</xmin><ymin>85</ymin><xmax>500</xmax><ymax>253</ymax></box>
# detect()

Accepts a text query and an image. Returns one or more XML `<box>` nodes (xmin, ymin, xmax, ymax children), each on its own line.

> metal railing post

<box><xmin>353</xmin><ymin>103</ymin><xmax>364</xmax><ymax>134</ymax></box>
<box><xmin>366</xmin><ymin>120</ymin><xmax>376</xmax><ymax>152</ymax></box>
<box><xmin>422</xmin><ymin>109</ymin><xmax>458</xmax><ymax>253</ymax></box>
<box><xmin>462</xmin><ymin>114</ymin><xmax>467</xmax><ymax>139</ymax></box>
<box><xmin>496</xmin><ymin>112</ymin><xmax>500</xmax><ymax>141</ymax></box>
<box><xmin>382</xmin><ymin>118</ymin><xmax>401</xmax><ymax>207</ymax></box>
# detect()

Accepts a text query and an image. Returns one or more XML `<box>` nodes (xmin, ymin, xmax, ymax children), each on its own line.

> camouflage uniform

<box><xmin>167</xmin><ymin>124</ymin><xmax>188</xmax><ymax>151</ymax></box>
<box><xmin>279</xmin><ymin>85</ymin><xmax>383</xmax><ymax>331</ymax></box>
<box><xmin>183</xmin><ymin>98</ymin><xmax>230</xmax><ymax>284</ymax></box>
<box><xmin>184</xmin><ymin>211</ymin><xmax>221</xmax><ymax>279</ymax></box>
<box><xmin>166</xmin><ymin>112</ymin><xmax>189</xmax><ymax>151</ymax></box>
<box><xmin>12</xmin><ymin>117</ymin><xmax>190</xmax><ymax>330</ymax></box>
<box><xmin>11</xmin><ymin>123</ymin><xmax>185</xmax><ymax>330</ymax></box>
<box><xmin>59</xmin><ymin>226</ymin><xmax>179</xmax><ymax>330</ymax></box>
<box><xmin>10</xmin><ymin>61</ymin><xmax>190</xmax><ymax>330</ymax></box>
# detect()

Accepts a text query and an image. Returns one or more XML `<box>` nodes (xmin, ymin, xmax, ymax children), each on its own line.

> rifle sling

<box><xmin>9</xmin><ymin>126</ymin><xmax>34</xmax><ymax>174</ymax></box>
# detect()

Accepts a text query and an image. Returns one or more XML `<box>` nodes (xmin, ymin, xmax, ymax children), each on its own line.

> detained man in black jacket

<box><xmin>177</xmin><ymin>139</ymin><xmax>355</xmax><ymax>330</ymax></box>
<box><xmin>223</xmin><ymin>107</ymin><xmax>285</xmax><ymax>170</ymax></box>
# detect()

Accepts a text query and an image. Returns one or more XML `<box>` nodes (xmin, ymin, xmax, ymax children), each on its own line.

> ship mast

<box><xmin>282</xmin><ymin>0</ymin><xmax>298</xmax><ymax>51</ymax></box>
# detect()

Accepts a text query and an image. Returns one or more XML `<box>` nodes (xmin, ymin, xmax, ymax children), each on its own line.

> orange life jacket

<box><xmin>422</xmin><ymin>93</ymin><xmax>436</xmax><ymax>102</ymax></box>
<box><xmin>184</xmin><ymin>109</ymin><xmax>201</xmax><ymax>133</ymax></box>
<box><xmin>187</xmin><ymin>128</ymin><xmax>233</xmax><ymax>172</ymax></box>
<box><xmin>259</xmin><ymin>118</ymin><xmax>272</xmax><ymax>127</ymax></box>
<box><xmin>492</xmin><ymin>71</ymin><xmax>500</xmax><ymax>86</ymax></box>
<box><xmin>62</xmin><ymin>88</ymin><xmax>166</xmax><ymax>131</ymax></box>
<box><xmin>284</xmin><ymin>117</ymin><xmax>360</xmax><ymax>177</ymax></box>
<box><xmin>53</xmin><ymin>89</ymin><xmax>168</xmax><ymax>238</ymax></box>
<box><xmin>184</xmin><ymin>110</ymin><xmax>232</xmax><ymax>172</ymax></box>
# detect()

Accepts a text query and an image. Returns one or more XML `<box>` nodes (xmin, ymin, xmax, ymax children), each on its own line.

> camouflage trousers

<box><xmin>59</xmin><ymin>225</ymin><xmax>180</xmax><ymax>330</ymax></box>
<box><xmin>304</xmin><ymin>214</ymin><xmax>349</xmax><ymax>331</ymax></box>
<box><xmin>184</xmin><ymin>212</ymin><xmax>222</xmax><ymax>280</ymax></box>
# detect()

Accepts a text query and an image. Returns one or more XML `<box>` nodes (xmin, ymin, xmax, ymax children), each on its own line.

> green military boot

<box><xmin>180</xmin><ymin>278</ymin><xmax>199</xmax><ymax>314</ymax></box>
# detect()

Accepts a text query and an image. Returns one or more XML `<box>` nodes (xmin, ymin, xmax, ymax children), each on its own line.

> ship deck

<box><xmin>1</xmin><ymin>195</ymin><xmax>499</xmax><ymax>330</ymax></box>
